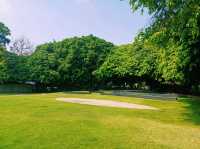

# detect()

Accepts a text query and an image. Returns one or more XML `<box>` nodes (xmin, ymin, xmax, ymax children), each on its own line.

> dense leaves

<box><xmin>28</xmin><ymin>35</ymin><xmax>114</xmax><ymax>89</ymax></box>
<box><xmin>0</xmin><ymin>47</ymin><xmax>29</xmax><ymax>84</ymax></box>
<box><xmin>0</xmin><ymin>47</ymin><xmax>9</xmax><ymax>84</ymax></box>
<box><xmin>0</xmin><ymin>22</ymin><xmax>10</xmax><ymax>46</ymax></box>
<box><xmin>28</xmin><ymin>43</ymin><xmax>60</xmax><ymax>85</ymax></box>
<box><xmin>127</xmin><ymin>0</ymin><xmax>200</xmax><ymax>92</ymax></box>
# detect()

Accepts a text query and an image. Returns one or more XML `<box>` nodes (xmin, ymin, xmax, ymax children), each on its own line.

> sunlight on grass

<box><xmin>0</xmin><ymin>92</ymin><xmax>199</xmax><ymax>149</ymax></box>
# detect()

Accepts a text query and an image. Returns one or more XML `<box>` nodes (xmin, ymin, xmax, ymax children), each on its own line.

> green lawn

<box><xmin>0</xmin><ymin>92</ymin><xmax>200</xmax><ymax>149</ymax></box>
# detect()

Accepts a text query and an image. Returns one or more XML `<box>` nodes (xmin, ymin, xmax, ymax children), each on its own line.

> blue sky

<box><xmin>0</xmin><ymin>0</ymin><xmax>151</xmax><ymax>45</ymax></box>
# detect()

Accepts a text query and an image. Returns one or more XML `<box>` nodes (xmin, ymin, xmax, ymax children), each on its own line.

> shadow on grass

<box><xmin>0</xmin><ymin>93</ymin><xmax>33</xmax><ymax>96</ymax></box>
<box><xmin>179</xmin><ymin>96</ymin><xmax>200</xmax><ymax>125</ymax></box>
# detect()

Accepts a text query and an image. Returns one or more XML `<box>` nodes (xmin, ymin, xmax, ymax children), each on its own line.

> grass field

<box><xmin>0</xmin><ymin>92</ymin><xmax>200</xmax><ymax>149</ymax></box>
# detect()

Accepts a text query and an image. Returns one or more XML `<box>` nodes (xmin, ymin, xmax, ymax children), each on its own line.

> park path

<box><xmin>56</xmin><ymin>98</ymin><xmax>157</xmax><ymax>110</ymax></box>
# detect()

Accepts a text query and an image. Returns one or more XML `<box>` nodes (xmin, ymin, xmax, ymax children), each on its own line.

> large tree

<box><xmin>28</xmin><ymin>35</ymin><xmax>114</xmax><ymax>89</ymax></box>
<box><xmin>129</xmin><ymin>0</ymin><xmax>200</xmax><ymax>92</ymax></box>
<box><xmin>0</xmin><ymin>22</ymin><xmax>10</xmax><ymax>84</ymax></box>
<box><xmin>57</xmin><ymin>35</ymin><xmax>114</xmax><ymax>89</ymax></box>
<box><xmin>96</xmin><ymin>39</ymin><xmax>156</xmax><ymax>89</ymax></box>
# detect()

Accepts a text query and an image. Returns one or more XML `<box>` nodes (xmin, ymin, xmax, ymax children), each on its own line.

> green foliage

<box><xmin>6</xmin><ymin>53</ymin><xmax>30</xmax><ymax>82</ymax></box>
<box><xmin>141</xmin><ymin>29</ymin><xmax>190</xmax><ymax>84</ymax></box>
<box><xmin>28</xmin><ymin>43</ymin><xmax>60</xmax><ymax>85</ymax></box>
<box><xmin>96</xmin><ymin>43</ymin><xmax>154</xmax><ymax>78</ymax></box>
<box><xmin>28</xmin><ymin>35</ymin><xmax>114</xmax><ymax>88</ymax></box>
<box><xmin>0</xmin><ymin>23</ymin><xmax>29</xmax><ymax>84</ymax></box>
<box><xmin>0</xmin><ymin>47</ymin><xmax>9</xmax><ymax>84</ymax></box>
<box><xmin>0</xmin><ymin>47</ymin><xmax>30</xmax><ymax>84</ymax></box>
<box><xmin>128</xmin><ymin>0</ymin><xmax>200</xmax><ymax>91</ymax></box>
<box><xmin>0</xmin><ymin>22</ymin><xmax>10</xmax><ymax>46</ymax></box>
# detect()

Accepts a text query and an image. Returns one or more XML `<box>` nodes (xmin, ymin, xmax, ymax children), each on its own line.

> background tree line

<box><xmin>0</xmin><ymin>0</ymin><xmax>199</xmax><ymax>93</ymax></box>
<box><xmin>0</xmin><ymin>24</ymin><xmax>114</xmax><ymax>90</ymax></box>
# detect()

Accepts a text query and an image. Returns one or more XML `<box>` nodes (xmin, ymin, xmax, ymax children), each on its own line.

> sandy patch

<box><xmin>56</xmin><ymin>98</ymin><xmax>157</xmax><ymax>110</ymax></box>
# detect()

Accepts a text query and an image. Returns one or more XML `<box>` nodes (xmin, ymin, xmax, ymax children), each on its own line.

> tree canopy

<box><xmin>28</xmin><ymin>35</ymin><xmax>114</xmax><ymax>89</ymax></box>
<box><xmin>0</xmin><ymin>22</ymin><xmax>11</xmax><ymax>47</ymax></box>
<box><xmin>127</xmin><ymin>0</ymin><xmax>200</xmax><ymax>92</ymax></box>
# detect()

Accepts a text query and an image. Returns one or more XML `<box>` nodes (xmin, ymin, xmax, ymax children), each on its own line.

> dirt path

<box><xmin>56</xmin><ymin>98</ymin><xmax>158</xmax><ymax>110</ymax></box>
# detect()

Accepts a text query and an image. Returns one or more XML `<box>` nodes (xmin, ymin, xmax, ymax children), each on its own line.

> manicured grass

<box><xmin>0</xmin><ymin>92</ymin><xmax>200</xmax><ymax>149</ymax></box>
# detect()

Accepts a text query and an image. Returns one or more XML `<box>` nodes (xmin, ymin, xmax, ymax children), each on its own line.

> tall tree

<box><xmin>129</xmin><ymin>0</ymin><xmax>200</xmax><ymax>92</ymax></box>
<box><xmin>57</xmin><ymin>35</ymin><xmax>114</xmax><ymax>89</ymax></box>
<box><xmin>28</xmin><ymin>35</ymin><xmax>114</xmax><ymax>89</ymax></box>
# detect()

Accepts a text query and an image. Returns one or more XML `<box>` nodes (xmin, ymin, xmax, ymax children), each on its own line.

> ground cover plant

<box><xmin>0</xmin><ymin>92</ymin><xmax>200</xmax><ymax>149</ymax></box>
